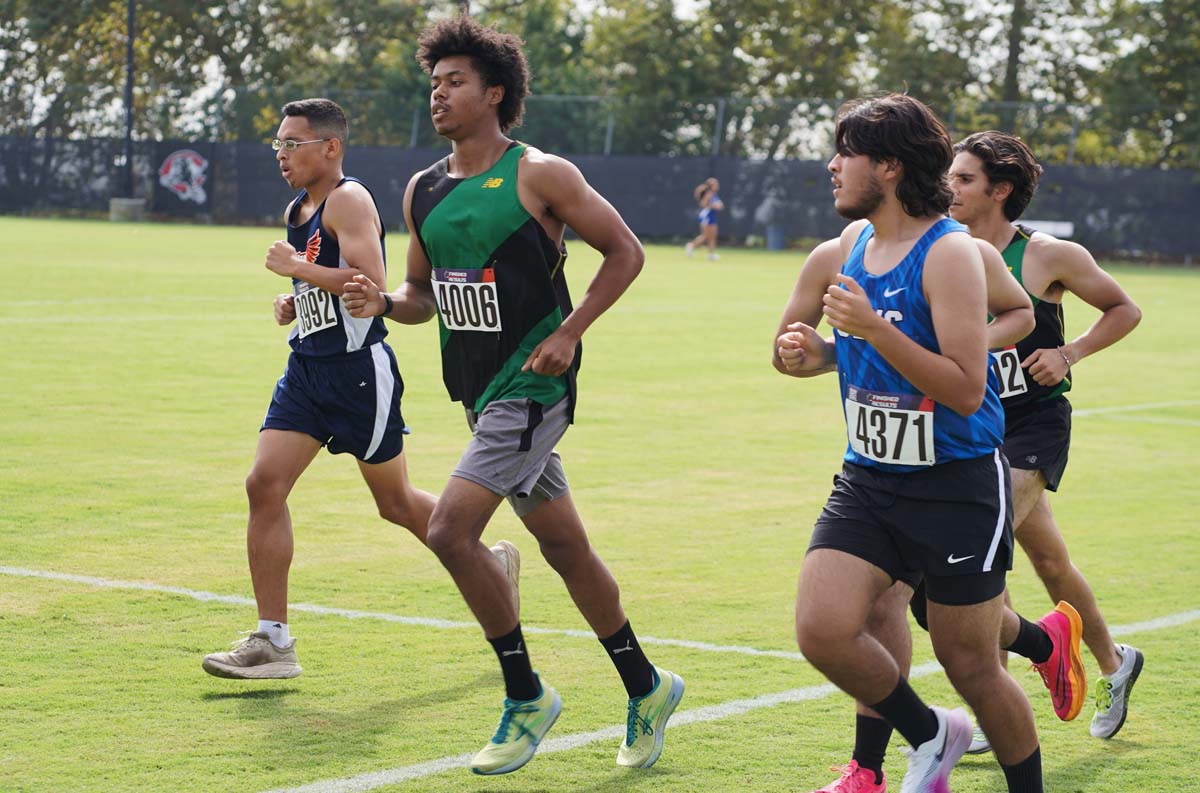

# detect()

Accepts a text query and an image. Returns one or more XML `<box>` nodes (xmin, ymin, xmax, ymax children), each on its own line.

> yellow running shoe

<box><xmin>471</xmin><ymin>676</ymin><xmax>561</xmax><ymax>776</ymax></box>
<box><xmin>617</xmin><ymin>666</ymin><xmax>685</xmax><ymax>768</ymax></box>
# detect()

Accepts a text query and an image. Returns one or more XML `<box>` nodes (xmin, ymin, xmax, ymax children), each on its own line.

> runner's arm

<box><xmin>976</xmin><ymin>240</ymin><xmax>1034</xmax><ymax>349</ymax></box>
<box><xmin>343</xmin><ymin>171</ymin><xmax>437</xmax><ymax>324</ymax></box>
<box><xmin>519</xmin><ymin>154</ymin><xmax>643</xmax><ymax>375</ymax></box>
<box><xmin>825</xmin><ymin>233</ymin><xmax>990</xmax><ymax>415</ymax></box>
<box><xmin>265</xmin><ymin>183</ymin><xmax>386</xmax><ymax>296</ymax></box>
<box><xmin>773</xmin><ymin>238</ymin><xmax>842</xmax><ymax>377</ymax></box>
<box><xmin>1025</xmin><ymin>237</ymin><xmax>1141</xmax><ymax>382</ymax></box>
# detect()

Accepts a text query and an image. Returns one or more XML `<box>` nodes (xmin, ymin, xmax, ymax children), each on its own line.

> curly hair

<box><xmin>954</xmin><ymin>131</ymin><xmax>1044</xmax><ymax>221</ymax></box>
<box><xmin>416</xmin><ymin>15</ymin><xmax>530</xmax><ymax>133</ymax></box>
<box><xmin>834</xmin><ymin>94</ymin><xmax>954</xmax><ymax>218</ymax></box>
<box><xmin>281</xmin><ymin>98</ymin><xmax>348</xmax><ymax>143</ymax></box>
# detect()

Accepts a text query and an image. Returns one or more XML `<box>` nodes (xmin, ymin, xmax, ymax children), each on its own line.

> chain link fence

<box><xmin>2</xmin><ymin>87</ymin><xmax>1196</xmax><ymax>258</ymax></box>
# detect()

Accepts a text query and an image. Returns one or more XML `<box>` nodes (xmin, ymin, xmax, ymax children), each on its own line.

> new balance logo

<box><xmin>501</xmin><ymin>642</ymin><xmax>525</xmax><ymax>657</ymax></box>
<box><xmin>946</xmin><ymin>553</ymin><xmax>975</xmax><ymax>564</ymax></box>
<box><xmin>883</xmin><ymin>286</ymin><xmax>907</xmax><ymax>298</ymax></box>
<box><xmin>481</xmin><ymin>177</ymin><xmax>504</xmax><ymax>189</ymax></box>
<box><xmin>612</xmin><ymin>640</ymin><xmax>633</xmax><ymax>655</ymax></box>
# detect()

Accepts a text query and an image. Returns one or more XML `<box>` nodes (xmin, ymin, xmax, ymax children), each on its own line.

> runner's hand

<box><xmin>777</xmin><ymin>321</ymin><xmax>829</xmax><ymax>374</ymax></box>
<box><xmin>274</xmin><ymin>293</ymin><xmax>295</xmax><ymax>326</ymax></box>
<box><xmin>823</xmin><ymin>274</ymin><xmax>881</xmax><ymax>339</ymax></box>
<box><xmin>265</xmin><ymin>240</ymin><xmax>301</xmax><ymax>277</ymax></box>
<box><xmin>521</xmin><ymin>326</ymin><xmax>579</xmax><ymax>376</ymax></box>
<box><xmin>343</xmin><ymin>273</ymin><xmax>386</xmax><ymax>318</ymax></box>
<box><xmin>1023</xmin><ymin>346</ymin><xmax>1069</xmax><ymax>386</ymax></box>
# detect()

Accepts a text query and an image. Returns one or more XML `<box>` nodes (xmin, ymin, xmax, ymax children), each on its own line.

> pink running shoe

<box><xmin>812</xmin><ymin>760</ymin><xmax>886</xmax><ymax>792</ymax></box>
<box><xmin>1032</xmin><ymin>601</ymin><xmax>1086</xmax><ymax>721</ymax></box>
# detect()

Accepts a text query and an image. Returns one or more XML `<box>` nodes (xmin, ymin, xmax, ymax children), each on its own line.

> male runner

<box><xmin>342</xmin><ymin>17</ymin><xmax>683</xmax><ymax>776</ymax></box>
<box><xmin>775</xmin><ymin>94</ymin><xmax>1044</xmax><ymax>793</ymax></box>
<box><xmin>811</xmin><ymin>130</ymin><xmax>1144</xmax><ymax>790</ymax></box>
<box><xmin>948</xmin><ymin>131</ymin><xmax>1143</xmax><ymax>743</ymax></box>
<box><xmin>201</xmin><ymin>98</ymin><xmax>517</xmax><ymax>680</ymax></box>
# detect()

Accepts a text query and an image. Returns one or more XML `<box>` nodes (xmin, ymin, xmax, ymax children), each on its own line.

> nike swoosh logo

<box><xmin>883</xmin><ymin>286</ymin><xmax>907</xmax><ymax>297</ymax></box>
<box><xmin>946</xmin><ymin>554</ymin><xmax>975</xmax><ymax>564</ymax></box>
<box><xmin>934</xmin><ymin>724</ymin><xmax>948</xmax><ymax>761</ymax></box>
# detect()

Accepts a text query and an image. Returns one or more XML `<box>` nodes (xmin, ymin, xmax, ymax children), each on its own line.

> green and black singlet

<box><xmin>410</xmin><ymin>142</ymin><xmax>579</xmax><ymax>416</ymax></box>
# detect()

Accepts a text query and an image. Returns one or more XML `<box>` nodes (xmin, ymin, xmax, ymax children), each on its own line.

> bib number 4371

<box><xmin>433</xmin><ymin>267</ymin><xmax>501</xmax><ymax>332</ymax></box>
<box><xmin>845</xmin><ymin>386</ymin><xmax>936</xmax><ymax>466</ymax></box>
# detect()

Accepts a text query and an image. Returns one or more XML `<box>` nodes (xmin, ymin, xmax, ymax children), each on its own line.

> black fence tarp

<box><xmin>1</xmin><ymin>136</ymin><xmax>1197</xmax><ymax>259</ymax></box>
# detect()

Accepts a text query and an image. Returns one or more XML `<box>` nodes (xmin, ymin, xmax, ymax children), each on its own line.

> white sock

<box><xmin>258</xmin><ymin>619</ymin><xmax>290</xmax><ymax>647</ymax></box>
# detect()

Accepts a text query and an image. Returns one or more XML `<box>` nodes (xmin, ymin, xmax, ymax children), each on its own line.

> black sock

<box><xmin>599</xmin><ymin>620</ymin><xmax>656</xmax><ymax>698</ymax></box>
<box><xmin>488</xmin><ymin>625</ymin><xmax>539</xmax><ymax>702</ymax></box>
<box><xmin>868</xmin><ymin>677</ymin><xmax>938</xmax><ymax>749</ymax></box>
<box><xmin>1005</xmin><ymin>615</ymin><xmax>1053</xmax><ymax>664</ymax></box>
<box><xmin>1001</xmin><ymin>746</ymin><xmax>1043</xmax><ymax>793</ymax></box>
<box><xmin>852</xmin><ymin>714</ymin><xmax>893</xmax><ymax>784</ymax></box>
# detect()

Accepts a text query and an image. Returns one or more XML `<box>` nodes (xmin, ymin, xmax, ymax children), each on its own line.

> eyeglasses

<box><xmin>271</xmin><ymin>138</ymin><xmax>331</xmax><ymax>151</ymax></box>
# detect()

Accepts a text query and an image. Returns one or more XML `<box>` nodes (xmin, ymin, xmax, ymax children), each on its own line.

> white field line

<box><xmin>0</xmin><ymin>315</ymin><xmax>267</xmax><ymax>325</ymax></box>
<box><xmin>0</xmin><ymin>566</ymin><xmax>806</xmax><ymax>661</ymax></box>
<box><xmin>266</xmin><ymin>607</ymin><xmax>1200</xmax><ymax>793</ymax></box>
<box><xmin>1089</xmin><ymin>414</ymin><xmax>1200</xmax><ymax>428</ymax></box>
<box><xmin>1072</xmin><ymin>399</ymin><xmax>1200</xmax><ymax>417</ymax></box>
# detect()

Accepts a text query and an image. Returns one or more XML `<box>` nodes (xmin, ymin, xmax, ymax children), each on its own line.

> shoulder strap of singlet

<box><xmin>1004</xmin><ymin>223</ymin><xmax>1035</xmax><ymax>301</ymax></box>
<box><xmin>847</xmin><ymin>223</ymin><xmax>874</xmax><ymax>266</ymax></box>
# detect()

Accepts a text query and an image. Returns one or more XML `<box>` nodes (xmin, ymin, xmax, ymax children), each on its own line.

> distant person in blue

<box><xmin>685</xmin><ymin>177</ymin><xmax>723</xmax><ymax>260</ymax></box>
<box><xmin>200</xmin><ymin>98</ymin><xmax>521</xmax><ymax>681</ymax></box>
<box><xmin>772</xmin><ymin>94</ymin><xmax>1046</xmax><ymax>793</ymax></box>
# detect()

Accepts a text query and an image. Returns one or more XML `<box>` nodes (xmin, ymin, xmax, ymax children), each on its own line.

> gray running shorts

<box><xmin>453</xmin><ymin>397</ymin><xmax>571</xmax><ymax>518</ymax></box>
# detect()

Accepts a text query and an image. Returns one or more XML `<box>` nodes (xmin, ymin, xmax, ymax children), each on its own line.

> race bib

<box><xmin>294</xmin><ymin>282</ymin><xmax>340</xmax><ymax>339</ymax></box>
<box><xmin>990</xmin><ymin>346</ymin><xmax>1028</xmax><ymax>400</ymax></box>
<box><xmin>433</xmin><ymin>268</ymin><xmax>502</xmax><ymax>332</ymax></box>
<box><xmin>845</xmin><ymin>386</ymin><xmax>936</xmax><ymax>466</ymax></box>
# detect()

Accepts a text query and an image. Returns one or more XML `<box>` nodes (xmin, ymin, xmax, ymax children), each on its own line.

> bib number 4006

<box><xmin>433</xmin><ymin>268</ymin><xmax>502</xmax><ymax>332</ymax></box>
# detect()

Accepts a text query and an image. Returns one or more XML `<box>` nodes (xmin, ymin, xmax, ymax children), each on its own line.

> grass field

<box><xmin>1</xmin><ymin>216</ymin><xmax>1197</xmax><ymax>793</ymax></box>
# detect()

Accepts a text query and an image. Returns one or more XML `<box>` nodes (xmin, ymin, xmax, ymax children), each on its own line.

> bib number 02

<box><xmin>989</xmin><ymin>346</ymin><xmax>1028</xmax><ymax>399</ymax></box>
<box><xmin>844</xmin><ymin>386</ymin><xmax>936</xmax><ymax>466</ymax></box>
<box><xmin>433</xmin><ymin>268</ymin><xmax>502</xmax><ymax>332</ymax></box>
<box><xmin>295</xmin><ymin>282</ymin><xmax>340</xmax><ymax>339</ymax></box>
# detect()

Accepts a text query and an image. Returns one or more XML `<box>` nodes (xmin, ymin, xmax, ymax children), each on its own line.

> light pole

<box><xmin>122</xmin><ymin>0</ymin><xmax>135</xmax><ymax>198</ymax></box>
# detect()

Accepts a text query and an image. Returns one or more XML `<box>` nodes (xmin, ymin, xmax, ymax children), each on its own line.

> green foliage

<box><xmin>0</xmin><ymin>0</ymin><xmax>1194</xmax><ymax>166</ymax></box>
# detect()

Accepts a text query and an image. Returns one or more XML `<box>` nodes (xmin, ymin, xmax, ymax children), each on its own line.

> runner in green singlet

<box><xmin>343</xmin><ymin>15</ymin><xmax>684</xmax><ymax>778</ymax></box>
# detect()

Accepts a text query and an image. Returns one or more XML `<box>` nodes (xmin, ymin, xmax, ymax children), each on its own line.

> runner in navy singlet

<box><xmin>202</xmin><ymin>99</ymin><xmax>447</xmax><ymax>681</ymax></box>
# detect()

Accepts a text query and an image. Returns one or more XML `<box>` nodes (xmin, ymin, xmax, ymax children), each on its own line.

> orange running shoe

<box><xmin>1031</xmin><ymin>601</ymin><xmax>1087</xmax><ymax>720</ymax></box>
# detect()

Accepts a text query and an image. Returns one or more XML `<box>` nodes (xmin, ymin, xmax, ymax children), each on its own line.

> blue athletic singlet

<box><xmin>285</xmin><ymin>177</ymin><xmax>388</xmax><ymax>357</ymax></box>
<box><xmin>699</xmin><ymin>194</ymin><xmax>720</xmax><ymax>225</ymax></box>
<box><xmin>835</xmin><ymin>218</ymin><xmax>1004</xmax><ymax>472</ymax></box>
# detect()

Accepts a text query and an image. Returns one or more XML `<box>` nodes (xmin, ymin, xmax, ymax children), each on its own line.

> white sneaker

<box><xmin>685</xmin><ymin>242</ymin><xmax>695</xmax><ymax>257</ymax></box>
<box><xmin>1090</xmin><ymin>644</ymin><xmax>1144</xmax><ymax>738</ymax></box>
<box><xmin>707</xmin><ymin>252</ymin><xmax>720</xmax><ymax>261</ymax></box>
<box><xmin>490</xmin><ymin>540</ymin><xmax>521</xmax><ymax>617</ymax></box>
<box><xmin>965</xmin><ymin>722</ymin><xmax>991</xmax><ymax>755</ymax></box>
<box><xmin>899</xmin><ymin>706</ymin><xmax>971</xmax><ymax>793</ymax></box>
<box><xmin>202</xmin><ymin>631</ymin><xmax>301</xmax><ymax>679</ymax></box>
